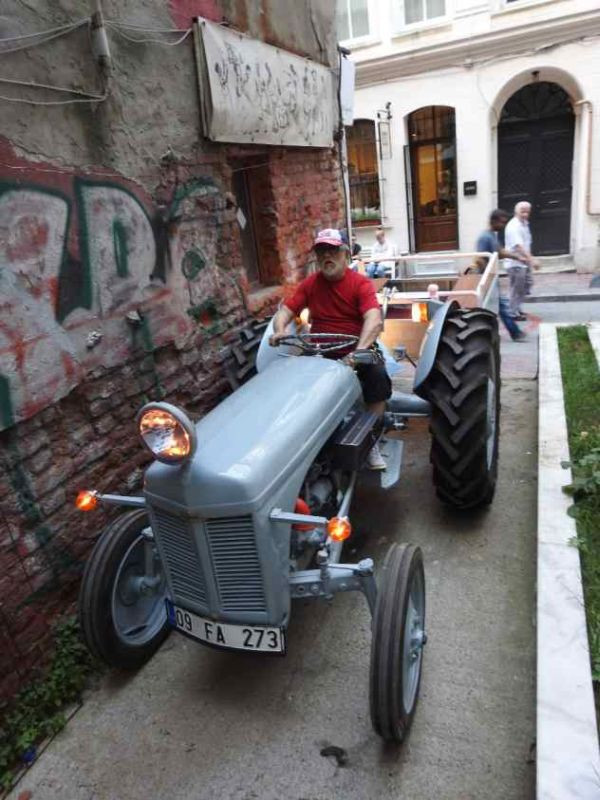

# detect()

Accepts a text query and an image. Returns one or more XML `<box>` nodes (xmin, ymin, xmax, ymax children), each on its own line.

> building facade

<box><xmin>0</xmin><ymin>0</ymin><xmax>342</xmax><ymax>702</ymax></box>
<box><xmin>340</xmin><ymin>0</ymin><xmax>600</xmax><ymax>268</ymax></box>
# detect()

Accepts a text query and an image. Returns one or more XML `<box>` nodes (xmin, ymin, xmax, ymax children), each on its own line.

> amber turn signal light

<box><xmin>75</xmin><ymin>490</ymin><xmax>99</xmax><ymax>512</ymax></box>
<box><xmin>411</xmin><ymin>302</ymin><xmax>429</xmax><ymax>323</ymax></box>
<box><xmin>327</xmin><ymin>516</ymin><xmax>352</xmax><ymax>542</ymax></box>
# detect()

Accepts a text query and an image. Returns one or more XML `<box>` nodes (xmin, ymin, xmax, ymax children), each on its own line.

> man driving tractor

<box><xmin>269</xmin><ymin>228</ymin><xmax>391</xmax><ymax>470</ymax></box>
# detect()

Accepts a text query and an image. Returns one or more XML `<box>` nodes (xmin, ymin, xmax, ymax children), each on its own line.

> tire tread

<box><xmin>423</xmin><ymin>307</ymin><xmax>500</xmax><ymax>508</ymax></box>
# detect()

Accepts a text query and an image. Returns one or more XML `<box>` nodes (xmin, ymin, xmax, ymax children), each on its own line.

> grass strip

<box><xmin>557</xmin><ymin>325</ymin><xmax>600</xmax><ymax>721</ymax></box>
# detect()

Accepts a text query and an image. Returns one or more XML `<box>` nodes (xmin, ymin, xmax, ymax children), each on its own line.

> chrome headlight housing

<box><xmin>137</xmin><ymin>402</ymin><xmax>196</xmax><ymax>464</ymax></box>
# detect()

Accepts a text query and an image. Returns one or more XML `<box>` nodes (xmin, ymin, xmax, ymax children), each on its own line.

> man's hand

<box><xmin>268</xmin><ymin>332</ymin><xmax>288</xmax><ymax>347</ymax></box>
<box><xmin>269</xmin><ymin>304</ymin><xmax>296</xmax><ymax>347</ymax></box>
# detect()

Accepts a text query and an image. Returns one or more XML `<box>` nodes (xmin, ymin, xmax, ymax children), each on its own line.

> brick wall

<box><xmin>0</xmin><ymin>142</ymin><xmax>344</xmax><ymax>702</ymax></box>
<box><xmin>0</xmin><ymin>0</ymin><xmax>343</xmax><ymax>704</ymax></box>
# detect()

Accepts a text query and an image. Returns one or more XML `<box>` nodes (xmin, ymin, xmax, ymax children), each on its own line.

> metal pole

<box><xmin>341</xmin><ymin>125</ymin><xmax>353</xmax><ymax>244</ymax></box>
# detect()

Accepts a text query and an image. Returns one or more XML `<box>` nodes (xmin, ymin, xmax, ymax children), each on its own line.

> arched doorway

<box><xmin>498</xmin><ymin>81</ymin><xmax>574</xmax><ymax>255</ymax></box>
<box><xmin>407</xmin><ymin>106</ymin><xmax>458</xmax><ymax>252</ymax></box>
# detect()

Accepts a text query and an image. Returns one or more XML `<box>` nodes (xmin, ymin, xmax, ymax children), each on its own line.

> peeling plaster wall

<box><xmin>0</xmin><ymin>0</ymin><xmax>343</xmax><ymax>702</ymax></box>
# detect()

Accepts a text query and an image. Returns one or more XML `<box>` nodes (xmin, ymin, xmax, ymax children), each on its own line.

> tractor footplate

<box><xmin>362</xmin><ymin>438</ymin><xmax>403</xmax><ymax>490</ymax></box>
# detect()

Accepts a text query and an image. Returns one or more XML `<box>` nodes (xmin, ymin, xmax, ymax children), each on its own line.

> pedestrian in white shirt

<box><xmin>366</xmin><ymin>228</ymin><xmax>396</xmax><ymax>278</ymax></box>
<box><xmin>503</xmin><ymin>201</ymin><xmax>539</xmax><ymax>319</ymax></box>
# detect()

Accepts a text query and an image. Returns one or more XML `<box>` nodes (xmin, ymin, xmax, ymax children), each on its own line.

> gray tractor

<box><xmin>77</xmin><ymin>297</ymin><xmax>499</xmax><ymax>743</ymax></box>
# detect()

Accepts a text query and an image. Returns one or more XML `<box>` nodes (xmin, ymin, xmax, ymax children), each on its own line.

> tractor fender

<box><xmin>413</xmin><ymin>300</ymin><xmax>460</xmax><ymax>397</ymax></box>
<box><xmin>256</xmin><ymin>315</ymin><xmax>300</xmax><ymax>373</ymax></box>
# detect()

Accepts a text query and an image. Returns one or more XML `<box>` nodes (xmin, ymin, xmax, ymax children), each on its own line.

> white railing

<box><xmin>367</xmin><ymin>251</ymin><xmax>498</xmax><ymax>307</ymax></box>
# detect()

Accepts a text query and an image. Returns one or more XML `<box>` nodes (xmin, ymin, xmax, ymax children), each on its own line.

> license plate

<box><xmin>166</xmin><ymin>601</ymin><xmax>285</xmax><ymax>653</ymax></box>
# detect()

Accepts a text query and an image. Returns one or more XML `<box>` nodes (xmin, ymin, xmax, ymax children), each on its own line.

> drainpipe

<box><xmin>337</xmin><ymin>47</ymin><xmax>353</xmax><ymax>243</ymax></box>
<box><xmin>90</xmin><ymin>0</ymin><xmax>112</xmax><ymax>79</ymax></box>
<box><xmin>574</xmin><ymin>100</ymin><xmax>600</xmax><ymax>216</ymax></box>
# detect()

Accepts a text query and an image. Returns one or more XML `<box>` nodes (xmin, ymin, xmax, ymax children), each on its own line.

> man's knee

<box><xmin>356</xmin><ymin>363</ymin><xmax>392</xmax><ymax>404</ymax></box>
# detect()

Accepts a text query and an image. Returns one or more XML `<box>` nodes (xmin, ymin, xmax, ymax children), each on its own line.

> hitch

<box><xmin>383</xmin><ymin>412</ymin><xmax>407</xmax><ymax>432</ymax></box>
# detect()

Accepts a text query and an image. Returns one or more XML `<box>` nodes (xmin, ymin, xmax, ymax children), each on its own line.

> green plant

<box><xmin>558</xmin><ymin>326</ymin><xmax>600</xmax><ymax>703</ymax></box>
<box><xmin>0</xmin><ymin>617</ymin><xmax>101</xmax><ymax>791</ymax></box>
<box><xmin>562</xmin><ymin>446</ymin><xmax>600</xmax><ymax>516</ymax></box>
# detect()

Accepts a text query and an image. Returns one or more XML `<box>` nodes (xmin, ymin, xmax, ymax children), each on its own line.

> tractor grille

<box><xmin>205</xmin><ymin>516</ymin><xmax>266</xmax><ymax>613</ymax></box>
<box><xmin>153</xmin><ymin>509</ymin><xmax>207</xmax><ymax>606</ymax></box>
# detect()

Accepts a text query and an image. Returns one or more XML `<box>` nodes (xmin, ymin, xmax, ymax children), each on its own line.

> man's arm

<box><xmin>356</xmin><ymin>308</ymin><xmax>384</xmax><ymax>351</ymax></box>
<box><xmin>504</xmin><ymin>221</ymin><xmax>533</xmax><ymax>265</ymax></box>
<box><xmin>498</xmin><ymin>246</ymin><xmax>526</xmax><ymax>262</ymax></box>
<box><xmin>269</xmin><ymin>304</ymin><xmax>296</xmax><ymax>346</ymax></box>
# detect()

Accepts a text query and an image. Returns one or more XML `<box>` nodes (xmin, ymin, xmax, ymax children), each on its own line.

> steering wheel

<box><xmin>275</xmin><ymin>332</ymin><xmax>359</xmax><ymax>355</ymax></box>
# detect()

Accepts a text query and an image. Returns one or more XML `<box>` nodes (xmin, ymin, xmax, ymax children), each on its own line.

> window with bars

<box><xmin>347</xmin><ymin>119</ymin><xmax>381</xmax><ymax>226</ymax></box>
<box><xmin>337</xmin><ymin>0</ymin><xmax>370</xmax><ymax>41</ymax></box>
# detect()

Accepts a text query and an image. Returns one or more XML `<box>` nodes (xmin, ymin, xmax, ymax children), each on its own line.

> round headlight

<box><xmin>137</xmin><ymin>402</ymin><xmax>196</xmax><ymax>464</ymax></box>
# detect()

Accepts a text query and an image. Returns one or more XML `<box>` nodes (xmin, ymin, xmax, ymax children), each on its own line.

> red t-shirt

<box><xmin>285</xmin><ymin>269</ymin><xmax>380</xmax><ymax>338</ymax></box>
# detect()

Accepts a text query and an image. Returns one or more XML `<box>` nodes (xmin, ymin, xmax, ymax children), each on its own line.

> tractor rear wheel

<box><xmin>370</xmin><ymin>543</ymin><xmax>426</xmax><ymax>743</ymax></box>
<box><xmin>79</xmin><ymin>510</ymin><xmax>169</xmax><ymax>669</ymax></box>
<box><xmin>427</xmin><ymin>307</ymin><xmax>500</xmax><ymax>509</ymax></box>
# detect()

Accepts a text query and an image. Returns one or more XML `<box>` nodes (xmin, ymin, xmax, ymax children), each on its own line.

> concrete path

<box><xmin>498</xmin><ymin>296</ymin><xmax>600</xmax><ymax>380</ymax></box>
<box><xmin>8</xmin><ymin>381</ymin><xmax>538</xmax><ymax>800</ymax></box>
<box><xmin>8</xmin><ymin>336</ymin><xmax>550</xmax><ymax>800</ymax></box>
<box><xmin>500</xmin><ymin>271</ymin><xmax>598</xmax><ymax>300</ymax></box>
<box><xmin>9</xmin><ymin>296</ymin><xmax>600</xmax><ymax>800</ymax></box>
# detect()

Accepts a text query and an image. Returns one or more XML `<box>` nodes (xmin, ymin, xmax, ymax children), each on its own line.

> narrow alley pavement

<box><xmin>8</xmin><ymin>288</ymin><xmax>600</xmax><ymax>800</ymax></box>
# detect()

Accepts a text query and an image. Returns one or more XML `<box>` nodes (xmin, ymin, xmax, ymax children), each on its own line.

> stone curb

<box><xmin>587</xmin><ymin>323</ymin><xmax>600</xmax><ymax>366</ymax></box>
<box><xmin>537</xmin><ymin>323</ymin><xmax>600</xmax><ymax>799</ymax></box>
<box><xmin>525</xmin><ymin>293</ymin><xmax>600</xmax><ymax>304</ymax></box>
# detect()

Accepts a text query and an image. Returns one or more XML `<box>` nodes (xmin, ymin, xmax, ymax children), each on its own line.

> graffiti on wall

<box><xmin>0</xmin><ymin>139</ymin><xmax>240</xmax><ymax>431</ymax></box>
<box><xmin>168</xmin><ymin>0</ymin><xmax>221</xmax><ymax>29</ymax></box>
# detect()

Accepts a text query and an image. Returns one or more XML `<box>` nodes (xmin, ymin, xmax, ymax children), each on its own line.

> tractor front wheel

<box><xmin>370</xmin><ymin>543</ymin><xmax>426</xmax><ymax>743</ymax></box>
<box><xmin>79</xmin><ymin>510</ymin><xmax>169</xmax><ymax>669</ymax></box>
<box><xmin>426</xmin><ymin>307</ymin><xmax>500</xmax><ymax>509</ymax></box>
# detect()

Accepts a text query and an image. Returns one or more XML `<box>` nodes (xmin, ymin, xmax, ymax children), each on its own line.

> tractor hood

<box><xmin>143</xmin><ymin>356</ymin><xmax>361</xmax><ymax>513</ymax></box>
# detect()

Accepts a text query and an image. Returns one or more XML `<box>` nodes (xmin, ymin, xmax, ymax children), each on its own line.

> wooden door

<box><xmin>498</xmin><ymin>82</ymin><xmax>574</xmax><ymax>256</ymax></box>
<box><xmin>408</xmin><ymin>106</ymin><xmax>458</xmax><ymax>252</ymax></box>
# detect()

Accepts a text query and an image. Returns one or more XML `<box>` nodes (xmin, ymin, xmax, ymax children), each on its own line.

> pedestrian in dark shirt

<box><xmin>475</xmin><ymin>209</ymin><xmax>527</xmax><ymax>342</ymax></box>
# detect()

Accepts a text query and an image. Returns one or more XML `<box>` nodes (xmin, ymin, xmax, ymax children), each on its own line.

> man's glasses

<box><xmin>315</xmin><ymin>244</ymin><xmax>342</xmax><ymax>256</ymax></box>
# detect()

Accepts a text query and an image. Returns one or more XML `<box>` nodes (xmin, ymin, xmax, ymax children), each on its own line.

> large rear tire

<box><xmin>426</xmin><ymin>307</ymin><xmax>500</xmax><ymax>509</ymax></box>
<box><xmin>370</xmin><ymin>543</ymin><xmax>426</xmax><ymax>743</ymax></box>
<box><xmin>79</xmin><ymin>510</ymin><xmax>169</xmax><ymax>669</ymax></box>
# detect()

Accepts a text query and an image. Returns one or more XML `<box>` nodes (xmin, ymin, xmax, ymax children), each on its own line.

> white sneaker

<box><xmin>366</xmin><ymin>441</ymin><xmax>386</xmax><ymax>470</ymax></box>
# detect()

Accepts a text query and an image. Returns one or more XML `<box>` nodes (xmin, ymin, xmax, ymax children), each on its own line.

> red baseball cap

<box><xmin>313</xmin><ymin>228</ymin><xmax>344</xmax><ymax>248</ymax></box>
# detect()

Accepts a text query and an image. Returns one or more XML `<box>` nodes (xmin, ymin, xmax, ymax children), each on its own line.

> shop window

<box><xmin>402</xmin><ymin>0</ymin><xmax>445</xmax><ymax>26</ymax></box>
<box><xmin>337</xmin><ymin>0</ymin><xmax>370</xmax><ymax>41</ymax></box>
<box><xmin>347</xmin><ymin>119</ymin><xmax>381</xmax><ymax>226</ymax></box>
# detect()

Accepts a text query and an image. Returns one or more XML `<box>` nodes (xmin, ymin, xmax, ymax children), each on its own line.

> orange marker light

<box><xmin>327</xmin><ymin>516</ymin><xmax>352</xmax><ymax>542</ymax></box>
<box><xmin>411</xmin><ymin>302</ymin><xmax>429</xmax><ymax>323</ymax></box>
<box><xmin>75</xmin><ymin>490</ymin><xmax>99</xmax><ymax>512</ymax></box>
